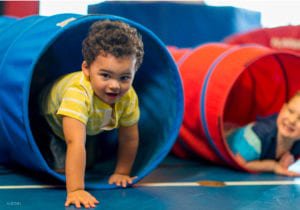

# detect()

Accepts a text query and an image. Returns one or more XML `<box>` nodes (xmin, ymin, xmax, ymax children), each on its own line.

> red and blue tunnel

<box><xmin>225</xmin><ymin>25</ymin><xmax>300</xmax><ymax>55</ymax></box>
<box><xmin>169</xmin><ymin>43</ymin><xmax>300</xmax><ymax>170</ymax></box>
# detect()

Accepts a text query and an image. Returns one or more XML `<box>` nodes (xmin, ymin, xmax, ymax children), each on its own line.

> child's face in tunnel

<box><xmin>82</xmin><ymin>53</ymin><xmax>137</xmax><ymax>105</ymax></box>
<box><xmin>277</xmin><ymin>95</ymin><xmax>300</xmax><ymax>141</ymax></box>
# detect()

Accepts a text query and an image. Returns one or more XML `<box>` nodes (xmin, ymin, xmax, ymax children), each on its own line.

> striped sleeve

<box><xmin>227</xmin><ymin>124</ymin><xmax>261</xmax><ymax>162</ymax></box>
<box><xmin>57</xmin><ymin>87</ymin><xmax>89</xmax><ymax>124</ymax></box>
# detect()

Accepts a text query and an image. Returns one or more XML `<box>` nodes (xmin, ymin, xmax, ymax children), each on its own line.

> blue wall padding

<box><xmin>88</xmin><ymin>2</ymin><xmax>261</xmax><ymax>48</ymax></box>
<box><xmin>0</xmin><ymin>14</ymin><xmax>183</xmax><ymax>189</ymax></box>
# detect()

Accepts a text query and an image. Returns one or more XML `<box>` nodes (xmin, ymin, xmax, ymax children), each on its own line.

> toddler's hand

<box><xmin>274</xmin><ymin>162</ymin><xmax>300</xmax><ymax>177</ymax></box>
<box><xmin>108</xmin><ymin>173</ymin><xmax>137</xmax><ymax>188</ymax></box>
<box><xmin>279</xmin><ymin>152</ymin><xmax>295</xmax><ymax>169</ymax></box>
<box><xmin>65</xmin><ymin>189</ymin><xmax>99</xmax><ymax>209</ymax></box>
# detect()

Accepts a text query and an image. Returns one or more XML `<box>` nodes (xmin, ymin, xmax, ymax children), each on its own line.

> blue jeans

<box><xmin>49</xmin><ymin>134</ymin><xmax>100</xmax><ymax>171</ymax></box>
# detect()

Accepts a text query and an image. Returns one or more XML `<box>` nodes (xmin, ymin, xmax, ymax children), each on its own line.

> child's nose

<box><xmin>109</xmin><ymin>80</ymin><xmax>120</xmax><ymax>90</ymax></box>
<box><xmin>290</xmin><ymin>115</ymin><xmax>297</xmax><ymax>124</ymax></box>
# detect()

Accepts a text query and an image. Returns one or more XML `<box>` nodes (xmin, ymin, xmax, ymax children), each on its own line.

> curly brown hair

<box><xmin>82</xmin><ymin>20</ymin><xmax>144</xmax><ymax>70</ymax></box>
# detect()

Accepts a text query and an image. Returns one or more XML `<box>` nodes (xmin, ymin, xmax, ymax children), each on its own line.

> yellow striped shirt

<box><xmin>41</xmin><ymin>71</ymin><xmax>140</xmax><ymax>140</ymax></box>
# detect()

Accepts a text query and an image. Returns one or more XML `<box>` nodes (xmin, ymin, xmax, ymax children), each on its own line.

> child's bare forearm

<box><xmin>244</xmin><ymin>160</ymin><xmax>277</xmax><ymax>172</ymax></box>
<box><xmin>62</xmin><ymin>117</ymin><xmax>87</xmax><ymax>192</ymax></box>
<box><xmin>114</xmin><ymin>124</ymin><xmax>139</xmax><ymax>175</ymax></box>
<box><xmin>66</xmin><ymin>142</ymin><xmax>86</xmax><ymax>192</ymax></box>
<box><xmin>114</xmin><ymin>137</ymin><xmax>138</xmax><ymax>175</ymax></box>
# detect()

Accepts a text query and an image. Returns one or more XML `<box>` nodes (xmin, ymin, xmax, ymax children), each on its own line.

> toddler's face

<box><xmin>82</xmin><ymin>53</ymin><xmax>136</xmax><ymax>105</ymax></box>
<box><xmin>277</xmin><ymin>95</ymin><xmax>300</xmax><ymax>141</ymax></box>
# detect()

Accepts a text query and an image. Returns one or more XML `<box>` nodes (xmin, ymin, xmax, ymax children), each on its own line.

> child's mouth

<box><xmin>283</xmin><ymin>123</ymin><xmax>294</xmax><ymax>133</ymax></box>
<box><xmin>106</xmin><ymin>92</ymin><xmax>119</xmax><ymax>98</ymax></box>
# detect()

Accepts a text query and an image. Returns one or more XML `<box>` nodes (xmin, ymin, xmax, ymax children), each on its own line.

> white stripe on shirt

<box><xmin>63</xmin><ymin>97</ymin><xmax>86</xmax><ymax>107</ymax></box>
<box><xmin>58</xmin><ymin>108</ymin><xmax>88</xmax><ymax>121</ymax></box>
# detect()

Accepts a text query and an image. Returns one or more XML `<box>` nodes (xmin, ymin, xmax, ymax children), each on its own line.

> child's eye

<box><xmin>100</xmin><ymin>73</ymin><xmax>110</xmax><ymax>79</ymax></box>
<box><xmin>288</xmin><ymin>108</ymin><xmax>294</xmax><ymax>114</ymax></box>
<box><xmin>120</xmin><ymin>75</ymin><xmax>131</xmax><ymax>82</ymax></box>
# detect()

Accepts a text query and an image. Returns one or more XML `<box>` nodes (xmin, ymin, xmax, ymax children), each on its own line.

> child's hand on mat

<box><xmin>274</xmin><ymin>162</ymin><xmax>300</xmax><ymax>177</ymax></box>
<box><xmin>65</xmin><ymin>189</ymin><xmax>99</xmax><ymax>208</ymax></box>
<box><xmin>108</xmin><ymin>174</ymin><xmax>137</xmax><ymax>188</ymax></box>
<box><xmin>279</xmin><ymin>152</ymin><xmax>295</xmax><ymax>169</ymax></box>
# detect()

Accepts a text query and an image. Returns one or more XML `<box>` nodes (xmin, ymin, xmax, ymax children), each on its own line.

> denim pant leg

<box><xmin>50</xmin><ymin>135</ymin><xmax>100</xmax><ymax>170</ymax></box>
<box><xmin>86</xmin><ymin>135</ymin><xmax>100</xmax><ymax>169</ymax></box>
<box><xmin>49</xmin><ymin>135</ymin><xmax>66</xmax><ymax>170</ymax></box>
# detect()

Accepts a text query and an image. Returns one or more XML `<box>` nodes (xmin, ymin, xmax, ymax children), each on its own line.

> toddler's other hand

<box><xmin>108</xmin><ymin>174</ymin><xmax>137</xmax><ymax>188</ymax></box>
<box><xmin>279</xmin><ymin>152</ymin><xmax>295</xmax><ymax>169</ymax></box>
<box><xmin>274</xmin><ymin>162</ymin><xmax>300</xmax><ymax>177</ymax></box>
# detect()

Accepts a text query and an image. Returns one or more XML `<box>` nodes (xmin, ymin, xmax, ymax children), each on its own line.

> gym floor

<box><xmin>1</xmin><ymin>155</ymin><xmax>300</xmax><ymax>210</ymax></box>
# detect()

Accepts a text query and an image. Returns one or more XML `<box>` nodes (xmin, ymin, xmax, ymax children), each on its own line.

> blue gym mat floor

<box><xmin>1</xmin><ymin>154</ymin><xmax>300</xmax><ymax>210</ymax></box>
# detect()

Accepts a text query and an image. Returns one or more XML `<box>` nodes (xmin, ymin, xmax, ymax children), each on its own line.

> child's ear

<box><xmin>82</xmin><ymin>61</ymin><xmax>90</xmax><ymax>78</ymax></box>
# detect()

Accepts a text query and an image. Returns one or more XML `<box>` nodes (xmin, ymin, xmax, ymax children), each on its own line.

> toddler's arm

<box><xmin>109</xmin><ymin>123</ymin><xmax>139</xmax><ymax>187</ymax></box>
<box><xmin>63</xmin><ymin>117</ymin><xmax>99</xmax><ymax>208</ymax></box>
<box><xmin>235</xmin><ymin>153</ymin><xmax>300</xmax><ymax>177</ymax></box>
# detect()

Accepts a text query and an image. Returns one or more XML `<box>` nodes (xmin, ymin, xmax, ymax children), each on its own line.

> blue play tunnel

<box><xmin>0</xmin><ymin>16</ymin><xmax>17</xmax><ymax>33</ymax></box>
<box><xmin>0</xmin><ymin>14</ymin><xmax>183</xmax><ymax>189</ymax></box>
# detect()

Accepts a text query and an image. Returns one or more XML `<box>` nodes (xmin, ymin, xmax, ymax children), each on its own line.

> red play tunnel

<box><xmin>170</xmin><ymin>43</ymin><xmax>300</xmax><ymax>169</ymax></box>
<box><xmin>225</xmin><ymin>25</ymin><xmax>300</xmax><ymax>55</ymax></box>
<box><xmin>167</xmin><ymin>46</ymin><xmax>192</xmax><ymax>62</ymax></box>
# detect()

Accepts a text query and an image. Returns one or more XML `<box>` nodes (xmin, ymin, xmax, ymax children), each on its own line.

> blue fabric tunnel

<box><xmin>0</xmin><ymin>14</ymin><xmax>183</xmax><ymax>189</ymax></box>
<box><xmin>0</xmin><ymin>16</ymin><xmax>17</xmax><ymax>33</ymax></box>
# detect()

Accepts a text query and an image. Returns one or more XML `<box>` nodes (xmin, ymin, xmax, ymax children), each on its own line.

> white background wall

<box><xmin>39</xmin><ymin>0</ymin><xmax>300</xmax><ymax>27</ymax></box>
<box><xmin>206</xmin><ymin>0</ymin><xmax>300</xmax><ymax>27</ymax></box>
